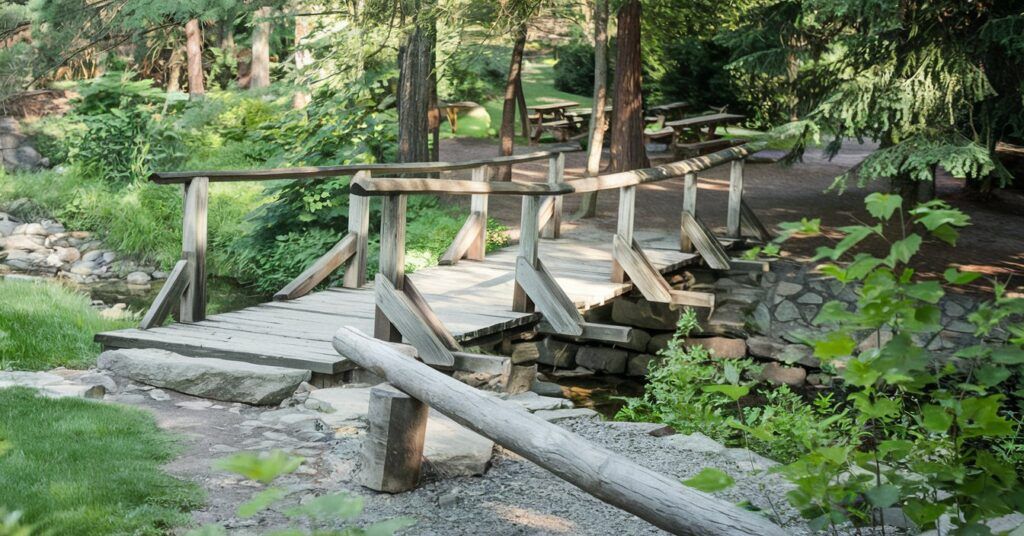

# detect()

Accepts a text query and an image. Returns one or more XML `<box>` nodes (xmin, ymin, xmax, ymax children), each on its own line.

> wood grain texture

<box><xmin>612</xmin><ymin>235</ymin><xmax>672</xmax><ymax>303</ymax></box>
<box><xmin>541</xmin><ymin>153</ymin><xmax>565</xmax><ymax>239</ymax></box>
<box><xmin>375</xmin><ymin>194</ymin><xmax>407</xmax><ymax>341</ymax></box>
<box><xmin>680</xmin><ymin>212</ymin><xmax>731</xmax><ymax>270</ymax></box>
<box><xmin>374</xmin><ymin>274</ymin><xmax>455</xmax><ymax>366</ymax></box>
<box><xmin>680</xmin><ymin>172</ymin><xmax>697</xmax><ymax>252</ymax></box>
<box><xmin>466</xmin><ymin>165</ymin><xmax>489</xmax><ymax>260</ymax></box>
<box><xmin>727</xmin><ymin>158</ymin><xmax>744</xmax><ymax>238</ymax></box>
<box><xmin>567</xmin><ymin>144</ymin><xmax>757</xmax><ymax>194</ymax></box>
<box><xmin>513</xmin><ymin>196</ymin><xmax>540</xmax><ymax>313</ymax></box>
<box><xmin>351</xmin><ymin>177</ymin><xmax>573</xmax><ymax>197</ymax></box>
<box><xmin>739</xmin><ymin>199</ymin><xmax>772</xmax><ymax>243</ymax></box>
<box><xmin>139</xmin><ymin>259</ymin><xmax>190</xmax><ymax>329</ymax></box>
<box><xmin>359</xmin><ymin>384</ymin><xmax>428</xmax><ymax>493</ymax></box>
<box><xmin>343</xmin><ymin>176</ymin><xmax>371</xmax><ymax>288</ymax></box>
<box><xmin>611</xmin><ymin>185</ymin><xmax>636</xmax><ymax>283</ymax></box>
<box><xmin>275</xmin><ymin>234</ymin><xmax>356</xmax><ymax>301</ymax></box>
<box><xmin>514</xmin><ymin>256</ymin><xmax>584</xmax><ymax>336</ymax></box>
<box><xmin>332</xmin><ymin>327</ymin><xmax>789</xmax><ymax>536</ymax></box>
<box><xmin>439</xmin><ymin>213</ymin><xmax>483</xmax><ymax>266</ymax></box>
<box><xmin>181</xmin><ymin>177</ymin><xmax>208</xmax><ymax>323</ymax></box>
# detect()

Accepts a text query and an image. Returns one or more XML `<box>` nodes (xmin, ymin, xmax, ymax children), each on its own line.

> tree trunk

<box><xmin>292</xmin><ymin>13</ymin><xmax>313</xmax><ymax>108</ymax></box>
<box><xmin>498</xmin><ymin>23</ymin><xmax>529</xmax><ymax>181</ymax></box>
<box><xmin>576</xmin><ymin>0</ymin><xmax>609</xmax><ymax>219</ymax></box>
<box><xmin>250</xmin><ymin>6</ymin><xmax>272</xmax><ymax>89</ymax></box>
<box><xmin>185</xmin><ymin>19</ymin><xmax>205</xmax><ymax>99</ymax></box>
<box><xmin>608</xmin><ymin>0</ymin><xmax>648</xmax><ymax>173</ymax></box>
<box><xmin>397</xmin><ymin>0</ymin><xmax>435</xmax><ymax>163</ymax></box>
<box><xmin>166</xmin><ymin>46</ymin><xmax>183</xmax><ymax>92</ymax></box>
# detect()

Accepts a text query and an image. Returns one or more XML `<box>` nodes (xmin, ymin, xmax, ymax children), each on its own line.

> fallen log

<box><xmin>332</xmin><ymin>327</ymin><xmax>787</xmax><ymax>536</ymax></box>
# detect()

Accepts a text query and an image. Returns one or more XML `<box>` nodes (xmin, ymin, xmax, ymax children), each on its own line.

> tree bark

<box><xmin>576</xmin><ymin>0</ymin><xmax>609</xmax><ymax>218</ymax></box>
<box><xmin>608</xmin><ymin>0</ymin><xmax>648</xmax><ymax>173</ymax></box>
<box><xmin>397</xmin><ymin>0</ymin><xmax>435</xmax><ymax>163</ymax></box>
<box><xmin>292</xmin><ymin>12</ymin><xmax>313</xmax><ymax>108</ymax></box>
<box><xmin>498</xmin><ymin>23</ymin><xmax>529</xmax><ymax>181</ymax></box>
<box><xmin>185</xmin><ymin>19</ymin><xmax>205</xmax><ymax>99</ymax></box>
<box><xmin>166</xmin><ymin>46</ymin><xmax>183</xmax><ymax>92</ymax></box>
<box><xmin>250</xmin><ymin>6</ymin><xmax>272</xmax><ymax>89</ymax></box>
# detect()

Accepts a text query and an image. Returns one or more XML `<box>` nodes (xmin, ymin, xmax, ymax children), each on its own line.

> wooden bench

<box><xmin>644</xmin><ymin>127</ymin><xmax>675</xmax><ymax>144</ymax></box>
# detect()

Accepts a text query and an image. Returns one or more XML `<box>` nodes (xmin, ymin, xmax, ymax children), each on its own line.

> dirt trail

<box><xmin>438</xmin><ymin>138</ymin><xmax>1024</xmax><ymax>296</ymax></box>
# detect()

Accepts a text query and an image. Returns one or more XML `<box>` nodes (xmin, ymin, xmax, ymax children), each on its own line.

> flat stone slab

<box><xmin>0</xmin><ymin>371</ymin><xmax>105</xmax><ymax>399</ymax></box>
<box><xmin>534</xmin><ymin>408</ymin><xmax>600</xmax><ymax>422</ymax></box>
<box><xmin>97</xmin><ymin>348</ymin><xmax>310</xmax><ymax>406</ymax></box>
<box><xmin>305</xmin><ymin>386</ymin><xmax>373</xmax><ymax>422</ymax></box>
<box><xmin>424</xmin><ymin>410</ymin><xmax>494</xmax><ymax>477</ymax></box>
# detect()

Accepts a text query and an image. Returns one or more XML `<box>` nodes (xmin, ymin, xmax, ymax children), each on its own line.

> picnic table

<box><xmin>648</xmin><ymin>112</ymin><xmax>746</xmax><ymax>157</ymax></box>
<box><xmin>528</xmin><ymin>100</ymin><xmax>580</xmax><ymax>142</ymax></box>
<box><xmin>646</xmin><ymin>101</ymin><xmax>689</xmax><ymax>127</ymax></box>
<box><xmin>438</xmin><ymin>101</ymin><xmax>479</xmax><ymax>133</ymax></box>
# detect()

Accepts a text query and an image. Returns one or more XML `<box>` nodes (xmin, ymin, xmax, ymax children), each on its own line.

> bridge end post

<box><xmin>180</xmin><ymin>176</ymin><xmax>208</xmax><ymax>323</ymax></box>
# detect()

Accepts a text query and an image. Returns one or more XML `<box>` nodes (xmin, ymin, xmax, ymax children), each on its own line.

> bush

<box><xmin>653</xmin><ymin>39</ymin><xmax>738</xmax><ymax>114</ymax></box>
<box><xmin>438</xmin><ymin>45</ymin><xmax>509</xmax><ymax>103</ymax></box>
<box><xmin>553</xmin><ymin>41</ymin><xmax>595</xmax><ymax>96</ymax></box>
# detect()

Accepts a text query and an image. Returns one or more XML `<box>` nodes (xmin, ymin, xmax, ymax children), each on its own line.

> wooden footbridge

<box><xmin>97</xmin><ymin>144</ymin><xmax>770</xmax><ymax>378</ymax></box>
<box><xmin>94</xmin><ymin>143</ymin><xmax>790</xmax><ymax>536</ymax></box>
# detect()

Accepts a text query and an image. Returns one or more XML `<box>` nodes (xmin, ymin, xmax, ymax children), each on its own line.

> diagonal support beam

<box><xmin>374</xmin><ymin>274</ymin><xmax>455</xmax><ymax>366</ymax></box>
<box><xmin>739</xmin><ymin>199</ymin><xmax>772</xmax><ymax>243</ymax></box>
<box><xmin>613</xmin><ymin>235</ymin><xmax>716</xmax><ymax>308</ymax></box>
<box><xmin>275</xmin><ymin>233</ymin><xmax>357</xmax><ymax>300</ymax></box>
<box><xmin>139</xmin><ymin>259</ymin><xmax>191</xmax><ymax>329</ymax></box>
<box><xmin>680</xmin><ymin>212</ymin><xmax>731</xmax><ymax>270</ymax></box>
<box><xmin>514</xmin><ymin>256</ymin><xmax>583</xmax><ymax>336</ymax></box>
<box><xmin>439</xmin><ymin>213</ymin><xmax>484</xmax><ymax>266</ymax></box>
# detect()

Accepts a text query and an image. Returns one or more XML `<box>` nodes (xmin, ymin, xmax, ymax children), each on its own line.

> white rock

<box><xmin>305</xmin><ymin>386</ymin><xmax>374</xmax><ymax>422</ymax></box>
<box><xmin>0</xmin><ymin>370</ymin><xmax>66</xmax><ymax>389</ymax></box>
<box><xmin>2</xmin><ymin>234</ymin><xmax>46</xmax><ymax>251</ymax></box>
<box><xmin>14</xmin><ymin>223</ymin><xmax>47</xmax><ymax>236</ymax></box>
<box><xmin>125</xmin><ymin>271</ymin><xmax>151</xmax><ymax>285</ymax></box>
<box><xmin>423</xmin><ymin>410</ymin><xmax>494</xmax><ymax>476</ymax></box>
<box><xmin>149</xmin><ymin>388</ymin><xmax>171</xmax><ymax>401</ymax></box>
<box><xmin>69</xmin><ymin>261</ymin><xmax>96</xmax><ymax>275</ymax></box>
<box><xmin>54</xmin><ymin>246</ymin><xmax>80</xmax><ymax>263</ymax></box>
<box><xmin>38</xmin><ymin>383</ymin><xmax>106</xmax><ymax>399</ymax></box>
<box><xmin>81</xmin><ymin>250</ymin><xmax>104</xmax><ymax>263</ymax></box>
<box><xmin>176</xmin><ymin>400</ymin><xmax>214</xmax><ymax>410</ymax></box>
<box><xmin>507</xmin><ymin>391</ymin><xmax>573</xmax><ymax>412</ymax></box>
<box><xmin>98</xmin><ymin>348</ymin><xmax>311</xmax><ymax>405</ymax></box>
<box><xmin>663</xmin><ymin>432</ymin><xmax>727</xmax><ymax>454</ymax></box>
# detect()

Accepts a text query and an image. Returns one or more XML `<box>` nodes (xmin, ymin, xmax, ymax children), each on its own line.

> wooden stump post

<box><xmin>343</xmin><ymin>171</ymin><xmax>372</xmax><ymax>289</ymax></box>
<box><xmin>181</xmin><ymin>176</ymin><xmax>208</xmax><ymax>323</ymax></box>
<box><xmin>358</xmin><ymin>383</ymin><xmax>428</xmax><ymax>493</ymax></box>
<box><xmin>512</xmin><ymin>196</ymin><xmax>539</xmax><ymax>313</ymax></box>
<box><xmin>375</xmin><ymin>193</ymin><xmax>407</xmax><ymax>342</ymax></box>
<box><xmin>680</xmin><ymin>172</ymin><xmax>696</xmax><ymax>252</ymax></box>
<box><xmin>611</xmin><ymin>185</ymin><xmax>635</xmax><ymax>283</ymax></box>
<box><xmin>541</xmin><ymin>153</ymin><xmax>565</xmax><ymax>239</ymax></box>
<box><xmin>466</xmin><ymin>165</ymin><xmax>489</xmax><ymax>260</ymax></box>
<box><xmin>727</xmin><ymin>158</ymin><xmax>744</xmax><ymax>238</ymax></box>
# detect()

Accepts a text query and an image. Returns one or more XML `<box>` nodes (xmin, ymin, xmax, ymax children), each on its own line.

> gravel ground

<box><xmin>103</xmin><ymin>384</ymin><xmax>882</xmax><ymax>536</ymax></box>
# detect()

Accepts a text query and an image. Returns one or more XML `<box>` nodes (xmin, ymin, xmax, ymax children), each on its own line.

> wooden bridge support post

<box><xmin>611</xmin><ymin>185</ymin><xmax>636</xmax><ymax>284</ymax></box>
<box><xmin>680</xmin><ymin>172</ymin><xmax>696</xmax><ymax>252</ymax></box>
<box><xmin>343</xmin><ymin>171</ymin><xmax>372</xmax><ymax>288</ymax></box>
<box><xmin>180</xmin><ymin>176</ymin><xmax>208</xmax><ymax>323</ymax></box>
<box><xmin>358</xmin><ymin>383</ymin><xmax>428</xmax><ymax>493</ymax></box>
<box><xmin>375</xmin><ymin>193</ymin><xmax>407</xmax><ymax>342</ymax></box>
<box><xmin>466</xmin><ymin>165</ymin><xmax>489</xmax><ymax>260</ymax></box>
<box><xmin>512</xmin><ymin>195</ymin><xmax>539</xmax><ymax>313</ymax></box>
<box><xmin>541</xmin><ymin>153</ymin><xmax>565</xmax><ymax>239</ymax></box>
<box><xmin>727</xmin><ymin>158</ymin><xmax>744</xmax><ymax>238</ymax></box>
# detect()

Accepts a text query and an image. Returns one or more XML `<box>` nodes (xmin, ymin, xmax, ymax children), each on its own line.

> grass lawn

<box><xmin>0</xmin><ymin>387</ymin><xmax>202</xmax><ymax>535</ymax></box>
<box><xmin>0</xmin><ymin>279</ymin><xmax>134</xmax><ymax>371</ymax></box>
<box><xmin>439</xmin><ymin>59</ymin><xmax>592</xmax><ymax>140</ymax></box>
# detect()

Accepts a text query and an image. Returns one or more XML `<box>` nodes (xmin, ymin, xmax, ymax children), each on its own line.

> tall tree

<box><xmin>184</xmin><ymin>18</ymin><xmax>205</xmax><ymax>98</ymax></box>
<box><xmin>608</xmin><ymin>0</ymin><xmax>648</xmax><ymax>173</ymax></box>
<box><xmin>397</xmin><ymin>0</ymin><xmax>435</xmax><ymax>163</ymax></box>
<box><xmin>166</xmin><ymin>45</ymin><xmax>183</xmax><ymax>92</ymax></box>
<box><xmin>575</xmin><ymin>0</ymin><xmax>609</xmax><ymax>218</ymax></box>
<box><xmin>292</xmin><ymin>12</ymin><xmax>312</xmax><ymax>108</ymax></box>
<box><xmin>249</xmin><ymin>6</ymin><xmax>272</xmax><ymax>89</ymax></box>
<box><xmin>497</xmin><ymin>21</ymin><xmax>528</xmax><ymax>180</ymax></box>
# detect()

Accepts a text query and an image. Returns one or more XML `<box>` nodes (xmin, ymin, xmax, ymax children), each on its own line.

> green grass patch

<box><xmin>0</xmin><ymin>387</ymin><xmax>202</xmax><ymax>535</ymax></box>
<box><xmin>0</xmin><ymin>279</ymin><xmax>134</xmax><ymax>371</ymax></box>
<box><xmin>439</xmin><ymin>60</ymin><xmax>592</xmax><ymax>140</ymax></box>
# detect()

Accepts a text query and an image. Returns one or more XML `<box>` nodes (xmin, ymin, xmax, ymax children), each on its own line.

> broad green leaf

<box><xmin>852</xmin><ymin>392</ymin><xmax>899</xmax><ymax>420</ymax></box>
<box><xmin>906</xmin><ymin>281</ymin><xmax>943</xmax><ymax>303</ymax></box>
<box><xmin>865</xmin><ymin>193</ymin><xmax>902</xmax><ymax>220</ymax></box>
<box><xmin>903</xmin><ymin>498</ymin><xmax>947</xmax><ymax>526</ymax></box>
<box><xmin>865</xmin><ymin>484</ymin><xmax>901</xmax><ymax>508</ymax></box>
<box><xmin>959</xmin><ymin>395</ymin><xmax>1013</xmax><ymax>437</ymax></box>
<box><xmin>814</xmin><ymin>331</ymin><xmax>856</xmax><ymax>360</ymax></box>
<box><xmin>238</xmin><ymin>487</ymin><xmax>287</xmax><ymax>518</ymax></box>
<box><xmin>991</xmin><ymin>346</ymin><xmax>1024</xmax><ymax>365</ymax></box>
<box><xmin>921</xmin><ymin>404</ymin><xmax>953</xmax><ymax>433</ymax></box>
<box><xmin>845</xmin><ymin>254</ymin><xmax>885</xmax><ymax>281</ymax></box>
<box><xmin>285</xmin><ymin>492</ymin><xmax>365</xmax><ymax>521</ymax></box>
<box><xmin>215</xmin><ymin>450</ymin><xmax>304</xmax><ymax>484</ymax></box>
<box><xmin>877</xmin><ymin>439</ymin><xmax>913</xmax><ymax>460</ymax></box>
<box><xmin>813</xmin><ymin>301</ymin><xmax>859</xmax><ymax>325</ymax></box>
<box><xmin>944</xmin><ymin>268</ymin><xmax>982</xmax><ymax>285</ymax></box>
<box><xmin>816</xmin><ymin>224</ymin><xmax>878</xmax><ymax>261</ymax></box>
<box><xmin>910</xmin><ymin>202</ymin><xmax>970</xmax><ymax>230</ymax></box>
<box><xmin>930</xmin><ymin>223</ymin><xmax>960</xmax><ymax>245</ymax></box>
<box><xmin>702</xmin><ymin>384</ymin><xmax>749</xmax><ymax>401</ymax></box>
<box><xmin>885</xmin><ymin>235</ymin><xmax>922</xmax><ymax>266</ymax></box>
<box><xmin>975</xmin><ymin>365</ymin><xmax>1011</xmax><ymax>387</ymax></box>
<box><xmin>843</xmin><ymin>359</ymin><xmax>881</xmax><ymax>387</ymax></box>
<box><xmin>683</xmin><ymin>468</ymin><xmax>735</xmax><ymax>493</ymax></box>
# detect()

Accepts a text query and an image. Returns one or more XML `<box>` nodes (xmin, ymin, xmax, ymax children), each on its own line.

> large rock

<box><xmin>646</xmin><ymin>333</ymin><xmax>675</xmax><ymax>355</ymax></box>
<box><xmin>684</xmin><ymin>337</ymin><xmax>746</xmax><ymax>359</ymax></box>
<box><xmin>507</xmin><ymin>391</ymin><xmax>573</xmax><ymax>411</ymax></box>
<box><xmin>97</xmin><ymin>348</ymin><xmax>310</xmax><ymax>405</ymax></box>
<box><xmin>612</xmin><ymin>297</ymin><xmax>683</xmax><ymax>330</ymax></box>
<box><xmin>758</xmin><ymin>362</ymin><xmax>806</xmax><ymax>386</ymax></box>
<box><xmin>575</xmin><ymin>346</ymin><xmax>628</xmax><ymax>373</ymax></box>
<box><xmin>614</xmin><ymin>328</ymin><xmax>651</xmax><ymax>352</ymax></box>
<box><xmin>0</xmin><ymin>370</ymin><xmax>105</xmax><ymax>399</ymax></box>
<box><xmin>305</xmin><ymin>386</ymin><xmax>374</xmax><ymax>421</ymax></box>
<box><xmin>663</xmin><ymin>432</ymin><xmax>726</xmax><ymax>454</ymax></box>
<box><xmin>537</xmin><ymin>338</ymin><xmax>578</xmax><ymax>368</ymax></box>
<box><xmin>627</xmin><ymin>354</ymin><xmax>661</xmax><ymax>376</ymax></box>
<box><xmin>2</xmin><ymin>234</ymin><xmax>46</xmax><ymax>251</ymax></box>
<box><xmin>424</xmin><ymin>410</ymin><xmax>494</xmax><ymax>476</ymax></box>
<box><xmin>125</xmin><ymin>271</ymin><xmax>151</xmax><ymax>285</ymax></box>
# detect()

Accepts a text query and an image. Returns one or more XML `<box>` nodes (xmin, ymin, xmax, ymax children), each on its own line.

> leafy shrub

<box><xmin>438</xmin><ymin>45</ymin><xmax>509</xmax><ymax>103</ymax></box>
<box><xmin>20</xmin><ymin>115</ymin><xmax>79</xmax><ymax>165</ymax></box>
<box><xmin>553</xmin><ymin>41</ymin><xmax>595</xmax><ymax>96</ymax></box>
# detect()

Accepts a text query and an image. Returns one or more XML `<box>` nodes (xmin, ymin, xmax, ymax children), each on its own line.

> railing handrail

<box><xmin>350</xmin><ymin>177</ymin><xmax>574</xmax><ymax>197</ymax></box>
<box><xmin>149</xmin><ymin>146</ymin><xmax>583</xmax><ymax>184</ymax></box>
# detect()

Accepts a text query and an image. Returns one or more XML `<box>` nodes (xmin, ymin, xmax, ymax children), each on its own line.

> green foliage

<box><xmin>196</xmin><ymin>450</ymin><xmax>414</xmax><ymax>536</ymax></box>
<box><xmin>0</xmin><ymin>279</ymin><xmax>134</xmax><ymax>370</ymax></box>
<box><xmin>438</xmin><ymin>45</ymin><xmax>509</xmax><ymax>102</ymax></box>
<box><xmin>0</xmin><ymin>387</ymin><xmax>201</xmax><ymax>535</ymax></box>
<box><xmin>552</xmin><ymin>40</ymin><xmax>595</xmax><ymax>96</ymax></box>
<box><xmin>0</xmin><ymin>509</ymin><xmax>32</xmax><ymax>536</ymax></box>
<box><xmin>615</xmin><ymin>309</ymin><xmax>848</xmax><ymax>464</ymax></box>
<box><xmin>683</xmin><ymin>468</ymin><xmax>735</xmax><ymax>493</ymax></box>
<box><xmin>775</xmin><ymin>194</ymin><xmax>1024</xmax><ymax>534</ymax></box>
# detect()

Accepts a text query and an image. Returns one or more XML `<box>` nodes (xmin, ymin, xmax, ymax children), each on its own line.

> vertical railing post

<box><xmin>611</xmin><ymin>185</ymin><xmax>636</xmax><ymax>283</ymax></box>
<box><xmin>180</xmin><ymin>176</ymin><xmax>208</xmax><ymax>322</ymax></box>
<box><xmin>680</xmin><ymin>172</ymin><xmax>697</xmax><ymax>252</ymax></box>
<box><xmin>343</xmin><ymin>170</ymin><xmax>372</xmax><ymax>288</ymax></box>
<box><xmin>374</xmin><ymin>193</ymin><xmax>407</xmax><ymax>342</ymax></box>
<box><xmin>541</xmin><ymin>152</ymin><xmax>565</xmax><ymax>239</ymax></box>
<box><xmin>466</xmin><ymin>165</ymin><xmax>489</xmax><ymax>260</ymax></box>
<box><xmin>727</xmin><ymin>158</ymin><xmax>744</xmax><ymax>238</ymax></box>
<box><xmin>513</xmin><ymin>196</ymin><xmax>539</xmax><ymax>313</ymax></box>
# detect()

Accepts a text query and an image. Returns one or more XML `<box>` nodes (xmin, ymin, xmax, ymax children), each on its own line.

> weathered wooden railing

<box><xmin>139</xmin><ymin>147</ymin><xmax>579</xmax><ymax>330</ymax></box>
